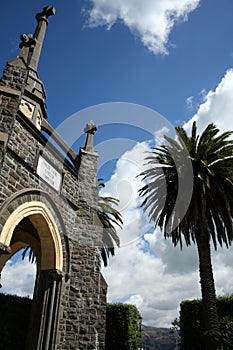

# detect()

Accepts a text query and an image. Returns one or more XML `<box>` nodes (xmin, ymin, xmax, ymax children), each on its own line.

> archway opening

<box><xmin>0</xmin><ymin>201</ymin><xmax>63</xmax><ymax>271</ymax></box>
<box><xmin>0</xmin><ymin>217</ymin><xmax>39</xmax><ymax>350</ymax></box>
<box><xmin>0</xmin><ymin>202</ymin><xmax>63</xmax><ymax>350</ymax></box>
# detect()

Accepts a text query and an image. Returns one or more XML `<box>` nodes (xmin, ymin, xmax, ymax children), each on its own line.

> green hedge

<box><xmin>180</xmin><ymin>295</ymin><xmax>233</xmax><ymax>350</ymax></box>
<box><xmin>105</xmin><ymin>303</ymin><xmax>141</xmax><ymax>350</ymax></box>
<box><xmin>0</xmin><ymin>293</ymin><xmax>32</xmax><ymax>350</ymax></box>
<box><xmin>0</xmin><ymin>295</ymin><xmax>142</xmax><ymax>350</ymax></box>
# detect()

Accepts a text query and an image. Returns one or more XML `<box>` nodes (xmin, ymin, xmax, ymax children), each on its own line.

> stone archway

<box><xmin>0</xmin><ymin>201</ymin><xmax>63</xmax><ymax>272</ymax></box>
<box><xmin>0</xmin><ymin>201</ymin><xmax>64</xmax><ymax>350</ymax></box>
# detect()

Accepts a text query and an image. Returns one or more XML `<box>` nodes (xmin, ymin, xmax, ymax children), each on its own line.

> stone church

<box><xmin>0</xmin><ymin>6</ymin><xmax>107</xmax><ymax>350</ymax></box>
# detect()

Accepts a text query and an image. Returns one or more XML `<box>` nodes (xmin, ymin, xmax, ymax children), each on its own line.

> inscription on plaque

<box><xmin>37</xmin><ymin>156</ymin><xmax>62</xmax><ymax>191</ymax></box>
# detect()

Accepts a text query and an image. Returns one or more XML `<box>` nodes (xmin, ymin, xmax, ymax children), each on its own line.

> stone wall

<box><xmin>0</xmin><ymin>60</ymin><xmax>27</xmax><ymax>90</ymax></box>
<box><xmin>0</xmin><ymin>59</ymin><xmax>107</xmax><ymax>349</ymax></box>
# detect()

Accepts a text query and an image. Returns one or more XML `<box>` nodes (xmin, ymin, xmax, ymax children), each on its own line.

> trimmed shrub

<box><xmin>180</xmin><ymin>295</ymin><xmax>233</xmax><ymax>350</ymax></box>
<box><xmin>0</xmin><ymin>293</ymin><xmax>32</xmax><ymax>350</ymax></box>
<box><xmin>105</xmin><ymin>303</ymin><xmax>141</xmax><ymax>350</ymax></box>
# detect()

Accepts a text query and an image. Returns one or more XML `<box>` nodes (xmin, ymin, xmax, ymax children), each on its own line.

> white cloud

<box><xmin>101</xmin><ymin>68</ymin><xmax>233</xmax><ymax>327</ymax></box>
<box><xmin>153</xmin><ymin>126</ymin><xmax>170</xmax><ymax>144</ymax></box>
<box><xmin>100</xmin><ymin>141</ymin><xmax>151</xmax><ymax>246</ymax></box>
<box><xmin>211</xmin><ymin>246</ymin><xmax>233</xmax><ymax>297</ymax></box>
<box><xmin>85</xmin><ymin>0</ymin><xmax>200</xmax><ymax>54</ymax></box>
<box><xmin>1</xmin><ymin>256</ymin><xmax>36</xmax><ymax>298</ymax></box>
<box><xmin>103</xmin><ymin>236</ymin><xmax>202</xmax><ymax>327</ymax></box>
<box><xmin>185</xmin><ymin>95</ymin><xmax>194</xmax><ymax>111</ymax></box>
<box><xmin>101</xmin><ymin>140</ymin><xmax>201</xmax><ymax>327</ymax></box>
<box><xmin>184</xmin><ymin>68</ymin><xmax>233</xmax><ymax>135</ymax></box>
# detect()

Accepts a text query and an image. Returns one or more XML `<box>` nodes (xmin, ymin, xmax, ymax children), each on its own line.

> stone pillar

<box><xmin>58</xmin><ymin>121</ymin><xmax>107</xmax><ymax>349</ymax></box>
<box><xmin>26</xmin><ymin>269</ymin><xmax>63</xmax><ymax>350</ymax></box>
<box><xmin>28</xmin><ymin>6</ymin><xmax>55</xmax><ymax>71</ymax></box>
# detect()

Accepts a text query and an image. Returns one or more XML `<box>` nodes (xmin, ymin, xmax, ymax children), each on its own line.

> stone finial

<box><xmin>83</xmin><ymin>120</ymin><xmax>98</xmax><ymax>152</ymax></box>
<box><xmin>19</xmin><ymin>34</ymin><xmax>36</xmax><ymax>50</ymax></box>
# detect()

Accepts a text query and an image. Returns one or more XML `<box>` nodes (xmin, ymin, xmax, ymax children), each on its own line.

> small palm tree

<box><xmin>139</xmin><ymin>122</ymin><xmax>233</xmax><ymax>350</ymax></box>
<box><xmin>97</xmin><ymin>179</ymin><xmax>123</xmax><ymax>266</ymax></box>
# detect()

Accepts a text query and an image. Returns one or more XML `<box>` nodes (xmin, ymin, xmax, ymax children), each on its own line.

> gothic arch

<box><xmin>0</xmin><ymin>201</ymin><xmax>63</xmax><ymax>271</ymax></box>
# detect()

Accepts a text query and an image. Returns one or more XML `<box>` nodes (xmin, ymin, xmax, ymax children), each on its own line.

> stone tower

<box><xmin>0</xmin><ymin>6</ymin><xmax>107</xmax><ymax>350</ymax></box>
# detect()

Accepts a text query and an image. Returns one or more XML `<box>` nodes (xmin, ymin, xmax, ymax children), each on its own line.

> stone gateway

<box><xmin>0</xmin><ymin>6</ymin><xmax>107</xmax><ymax>350</ymax></box>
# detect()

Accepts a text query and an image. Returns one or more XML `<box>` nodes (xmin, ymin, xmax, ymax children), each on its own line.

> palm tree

<box><xmin>139</xmin><ymin>121</ymin><xmax>233</xmax><ymax>350</ymax></box>
<box><xmin>97</xmin><ymin>179</ymin><xmax>123</xmax><ymax>266</ymax></box>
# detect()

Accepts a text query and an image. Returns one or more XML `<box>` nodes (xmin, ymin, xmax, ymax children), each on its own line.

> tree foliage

<box><xmin>139</xmin><ymin>121</ymin><xmax>233</xmax><ymax>350</ymax></box>
<box><xmin>97</xmin><ymin>179</ymin><xmax>123</xmax><ymax>266</ymax></box>
<box><xmin>139</xmin><ymin>122</ymin><xmax>233</xmax><ymax>248</ymax></box>
<box><xmin>0</xmin><ymin>293</ymin><xmax>31</xmax><ymax>350</ymax></box>
<box><xmin>180</xmin><ymin>296</ymin><xmax>233</xmax><ymax>350</ymax></box>
<box><xmin>105</xmin><ymin>303</ymin><xmax>141</xmax><ymax>350</ymax></box>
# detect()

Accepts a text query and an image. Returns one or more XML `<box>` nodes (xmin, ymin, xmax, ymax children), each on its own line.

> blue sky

<box><xmin>0</xmin><ymin>0</ymin><xmax>232</xmax><ymax>126</ymax></box>
<box><xmin>0</xmin><ymin>0</ymin><xmax>233</xmax><ymax>327</ymax></box>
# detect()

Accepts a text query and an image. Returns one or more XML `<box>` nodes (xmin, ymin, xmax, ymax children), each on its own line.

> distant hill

<box><xmin>141</xmin><ymin>325</ymin><xmax>176</xmax><ymax>350</ymax></box>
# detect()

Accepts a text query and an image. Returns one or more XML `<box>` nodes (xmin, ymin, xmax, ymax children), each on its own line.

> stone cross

<box><xmin>84</xmin><ymin>121</ymin><xmax>98</xmax><ymax>152</ymax></box>
<box><xmin>84</xmin><ymin>120</ymin><xmax>98</xmax><ymax>135</ymax></box>
<box><xmin>36</xmin><ymin>5</ymin><xmax>56</xmax><ymax>21</ymax></box>
<box><xmin>19</xmin><ymin>6</ymin><xmax>55</xmax><ymax>70</ymax></box>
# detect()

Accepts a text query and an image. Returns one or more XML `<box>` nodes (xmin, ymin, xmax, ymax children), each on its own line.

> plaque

<box><xmin>37</xmin><ymin>156</ymin><xmax>62</xmax><ymax>192</ymax></box>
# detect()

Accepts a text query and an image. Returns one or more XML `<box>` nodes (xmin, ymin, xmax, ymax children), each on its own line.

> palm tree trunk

<box><xmin>196</xmin><ymin>229</ymin><xmax>223</xmax><ymax>350</ymax></box>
